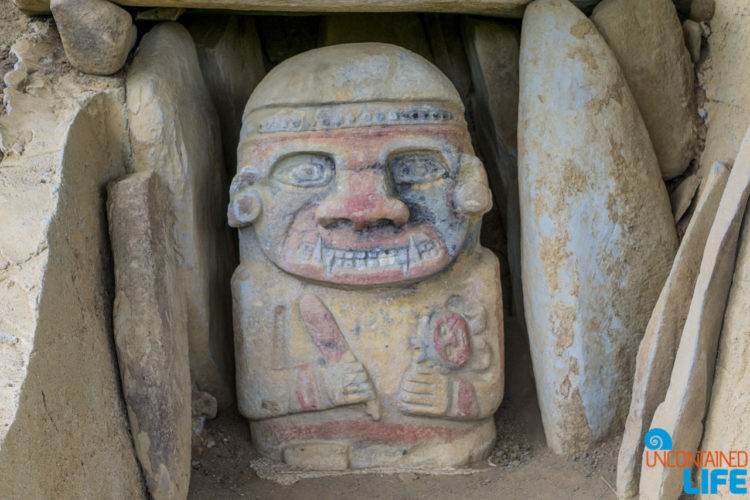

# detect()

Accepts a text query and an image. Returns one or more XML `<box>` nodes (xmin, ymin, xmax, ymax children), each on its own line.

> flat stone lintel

<box><xmin>112</xmin><ymin>0</ymin><xmax>530</xmax><ymax>17</ymax></box>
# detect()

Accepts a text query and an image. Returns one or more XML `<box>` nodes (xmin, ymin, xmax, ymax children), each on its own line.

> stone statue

<box><xmin>228</xmin><ymin>43</ymin><xmax>504</xmax><ymax>469</ymax></box>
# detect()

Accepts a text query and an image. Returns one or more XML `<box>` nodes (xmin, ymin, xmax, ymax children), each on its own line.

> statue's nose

<box><xmin>316</xmin><ymin>168</ymin><xmax>410</xmax><ymax>230</ymax></box>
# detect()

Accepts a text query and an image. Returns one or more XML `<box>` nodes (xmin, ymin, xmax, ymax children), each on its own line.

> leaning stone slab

<box><xmin>189</xmin><ymin>15</ymin><xmax>265</xmax><ymax>171</ymax></box>
<box><xmin>591</xmin><ymin>0</ymin><xmax>696</xmax><ymax>180</ymax></box>
<box><xmin>462</xmin><ymin>17</ymin><xmax>523</xmax><ymax>323</ymax></box>
<box><xmin>51</xmin><ymin>0</ymin><xmax>137</xmax><ymax>75</ymax></box>
<box><xmin>670</xmin><ymin>174</ymin><xmax>701</xmax><ymax>222</ymax></box>
<box><xmin>640</xmin><ymin>124</ymin><xmax>750</xmax><ymax>500</ymax></box>
<box><xmin>616</xmin><ymin>162</ymin><xmax>729</xmax><ymax>500</ymax></box>
<box><xmin>0</xmin><ymin>28</ymin><xmax>144</xmax><ymax>499</ymax></box>
<box><xmin>518</xmin><ymin>0</ymin><xmax>678</xmax><ymax>455</ymax></box>
<box><xmin>108</xmin><ymin>171</ymin><xmax>191</xmax><ymax>500</ymax></box>
<box><xmin>127</xmin><ymin>22</ymin><xmax>235</xmax><ymax>407</ymax></box>
<box><xmin>698</xmin><ymin>181</ymin><xmax>750</xmax><ymax>500</ymax></box>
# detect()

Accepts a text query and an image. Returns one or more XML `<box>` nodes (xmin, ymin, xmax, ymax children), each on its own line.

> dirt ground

<box><xmin>189</xmin><ymin>393</ymin><xmax>620</xmax><ymax>500</ymax></box>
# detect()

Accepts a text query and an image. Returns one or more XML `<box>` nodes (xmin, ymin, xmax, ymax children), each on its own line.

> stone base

<box><xmin>251</xmin><ymin>410</ymin><xmax>496</xmax><ymax>470</ymax></box>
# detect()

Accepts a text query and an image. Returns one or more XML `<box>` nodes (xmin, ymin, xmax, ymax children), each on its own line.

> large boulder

<box><xmin>126</xmin><ymin>22</ymin><xmax>236</xmax><ymax>407</ymax></box>
<box><xmin>518</xmin><ymin>0</ymin><xmax>678</xmax><ymax>454</ymax></box>
<box><xmin>591</xmin><ymin>0</ymin><xmax>697</xmax><ymax>180</ymax></box>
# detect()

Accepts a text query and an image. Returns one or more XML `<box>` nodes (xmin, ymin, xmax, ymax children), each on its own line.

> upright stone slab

<box><xmin>640</xmin><ymin>124</ymin><xmax>750</xmax><ymax>500</ymax></box>
<box><xmin>699</xmin><ymin>192</ymin><xmax>750</xmax><ymax>500</ymax></box>
<box><xmin>518</xmin><ymin>0</ymin><xmax>678</xmax><ymax>454</ymax></box>
<box><xmin>0</xmin><ymin>30</ymin><xmax>144</xmax><ymax>498</ymax></box>
<box><xmin>616</xmin><ymin>162</ymin><xmax>729</xmax><ymax>500</ymax></box>
<box><xmin>320</xmin><ymin>13</ymin><xmax>433</xmax><ymax>61</ymax></box>
<box><xmin>126</xmin><ymin>22</ymin><xmax>235</xmax><ymax>407</ymax></box>
<box><xmin>591</xmin><ymin>0</ymin><xmax>696</xmax><ymax>180</ymax></box>
<box><xmin>108</xmin><ymin>171</ymin><xmax>191</xmax><ymax>500</ymax></box>
<box><xmin>462</xmin><ymin>17</ymin><xmax>523</xmax><ymax>323</ymax></box>
<box><xmin>190</xmin><ymin>16</ymin><xmax>265</xmax><ymax>171</ymax></box>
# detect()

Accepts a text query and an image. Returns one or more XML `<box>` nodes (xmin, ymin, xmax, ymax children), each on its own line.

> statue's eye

<box><xmin>390</xmin><ymin>152</ymin><xmax>449</xmax><ymax>185</ymax></box>
<box><xmin>272</xmin><ymin>154</ymin><xmax>334</xmax><ymax>188</ymax></box>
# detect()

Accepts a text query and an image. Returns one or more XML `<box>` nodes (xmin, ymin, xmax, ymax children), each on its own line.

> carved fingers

<box><xmin>320</xmin><ymin>360</ymin><xmax>375</xmax><ymax>406</ymax></box>
<box><xmin>398</xmin><ymin>364</ymin><xmax>449</xmax><ymax>417</ymax></box>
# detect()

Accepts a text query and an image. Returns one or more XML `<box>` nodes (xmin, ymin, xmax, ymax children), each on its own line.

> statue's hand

<box><xmin>319</xmin><ymin>359</ymin><xmax>375</xmax><ymax>407</ymax></box>
<box><xmin>398</xmin><ymin>363</ymin><xmax>450</xmax><ymax>417</ymax></box>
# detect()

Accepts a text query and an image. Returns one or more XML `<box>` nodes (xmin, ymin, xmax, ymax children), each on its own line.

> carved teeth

<box><xmin>313</xmin><ymin>236</ymin><xmax>323</xmax><ymax>263</ymax></box>
<box><xmin>300</xmin><ymin>235</ymin><xmax>440</xmax><ymax>274</ymax></box>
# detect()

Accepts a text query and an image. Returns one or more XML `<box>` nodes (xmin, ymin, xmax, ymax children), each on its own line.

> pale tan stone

<box><xmin>696</xmin><ymin>0</ymin><xmax>750</xmax><ymax>181</ymax></box>
<box><xmin>690</xmin><ymin>0</ymin><xmax>715</xmax><ymax>22</ymax></box>
<box><xmin>108</xmin><ymin>171</ymin><xmax>192</xmax><ymax>500</ymax></box>
<box><xmin>670</xmin><ymin>174</ymin><xmax>701</xmax><ymax>222</ymax></box>
<box><xmin>518</xmin><ymin>0</ymin><xmax>678</xmax><ymax>455</ymax></box>
<box><xmin>591</xmin><ymin>0</ymin><xmax>696</xmax><ymax>180</ymax></box>
<box><xmin>0</xmin><ymin>28</ymin><xmax>144</xmax><ymax>499</ymax></box>
<box><xmin>51</xmin><ymin>0</ymin><xmax>136</xmax><ymax>75</ymax></box>
<box><xmin>126</xmin><ymin>22</ymin><xmax>235</xmax><ymax>407</ymax></box>
<box><xmin>114</xmin><ymin>0</ymin><xmax>535</xmax><ymax>16</ymax></box>
<box><xmin>232</xmin><ymin>43</ymin><xmax>503</xmax><ymax>469</ymax></box>
<box><xmin>683</xmin><ymin>19</ymin><xmax>702</xmax><ymax>63</ymax></box>
<box><xmin>640</xmin><ymin>124</ymin><xmax>750</xmax><ymax>500</ymax></box>
<box><xmin>462</xmin><ymin>17</ymin><xmax>524</xmax><ymax>322</ymax></box>
<box><xmin>615</xmin><ymin>162</ymin><xmax>729</xmax><ymax>500</ymax></box>
<box><xmin>190</xmin><ymin>15</ymin><xmax>265</xmax><ymax>171</ymax></box>
<box><xmin>320</xmin><ymin>13</ymin><xmax>433</xmax><ymax>62</ymax></box>
<box><xmin>698</xmin><ymin>184</ymin><xmax>750</xmax><ymax>500</ymax></box>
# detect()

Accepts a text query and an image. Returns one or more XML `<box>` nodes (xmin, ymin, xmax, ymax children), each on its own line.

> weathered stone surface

<box><xmin>231</xmin><ymin>43</ymin><xmax>503</xmax><ymax>469</ymax></box>
<box><xmin>108</xmin><ymin>171</ymin><xmax>191</xmax><ymax>500</ymax></box>
<box><xmin>126</xmin><ymin>22</ymin><xmax>235</xmax><ymax>407</ymax></box>
<box><xmin>423</xmin><ymin>14</ymin><xmax>472</xmax><ymax>100</ymax></box>
<box><xmin>518</xmin><ymin>0</ymin><xmax>678</xmax><ymax>454</ymax></box>
<box><xmin>320</xmin><ymin>13</ymin><xmax>433</xmax><ymax>61</ymax></box>
<box><xmin>616</xmin><ymin>161</ymin><xmax>729</xmax><ymax>500</ymax></box>
<box><xmin>640</xmin><ymin>124</ymin><xmax>750</xmax><ymax>500</ymax></box>
<box><xmin>698</xmin><ymin>183</ymin><xmax>750</xmax><ymax>500</ymax></box>
<box><xmin>696</xmin><ymin>0</ymin><xmax>750</xmax><ymax>181</ymax></box>
<box><xmin>683</xmin><ymin>19</ymin><xmax>702</xmax><ymax>63</ymax></box>
<box><xmin>670</xmin><ymin>174</ymin><xmax>701</xmax><ymax>222</ymax></box>
<box><xmin>11</xmin><ymin>0</ymin><xmax>49</xmax><ymax>15</ymax></box>
<box><xmin>591</xmin><ymin>0</ymin><xmax>696</xmax><ymax>180</ymax></box>
<box><xmin>0</xmin><ymin>27</ymin><xmax>144</xmax><ymax>499</ymax></box>
<box><xmin>190</xmin><ymin>15</ymin><xmax>265</xmax><ymax>171</ymax></box>
<box><xmin>690</xmin><ymin>0</ymin><xmax>715</xmax><ymax>22</ymax></box>
<box><xmin>462</xmin><ymin>17</ymin><xmax>523</xmax><ymax>324</ymax></box>
<box><xmin>51</xmin><ymin>0</ymin><xmax>136</xmax><ymax>75</ymax></box>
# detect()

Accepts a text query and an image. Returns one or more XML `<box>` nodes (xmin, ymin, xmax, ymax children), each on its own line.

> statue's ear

<box><xmin>454</xmin><ymin>155</ymin><xmax>492</xmax><ymax>216</ymax></box>
<box><xmin>228</xmin><ymin>170</ymin><xmax>262</xmax><ymax>228</ymax></box>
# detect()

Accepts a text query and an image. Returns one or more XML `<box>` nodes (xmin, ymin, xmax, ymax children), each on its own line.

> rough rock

<box><xmin>50</xmin><ymin>0</ymin><xmax>136</xmax><ymax>75</ymax></box>
<box><xmin>462</xmin><ymin>17</ymin><xmax>524</xmax><ymax>322</ymax></box>
<box><xmin>190</xmin><ymin>16</ymin><xmax>265</xmax><ymax>171</ymax></box>
<box><xmin>616</xmin><ymin>162</ymin><xmax>729</xmax><ymax>500</ymax></box>
<box><xmin>640</xmin><ymin>124</ymin><xmax>750</xmax><ymax>500</ymax></box>
<box><xmin>126</xmin><ymin>22</ymin><xmax>236</xmax><ymax>407</ymax></box>
<box><xmin>690</xmin><ymin>0</ymin><xmax>715</xmax><ymax>22</ymax></box>
<box><xmin>320</xmin><ymin>13</ymin><xmax>433</xmax><ymax>61</ymax></box>
<box><xmin>696</xmin><ymin>0</ymin><xmax>750</xmax><ymax>181</ymax></box>
<box><xmin>682</xmin><ymin>19</ymin><xmax>702</xmax><ymax>63</ymax></box>
<box><xmin>591</xmin><ymin>0</ymin><xmax>696</xmax><ymax>180</ymax></box>
<box><xmin>670</xmin><ymin>174</ymin><xmax>701</xmax><ymax>222</ymax></box>
<box><xmin>118</xmin><ymin>0</ymin><xmax>537</xmax><ymax>16</ymax></box>
<box><xmin>518</xmin><ymin>0</ymin><xmax>678</xmax><ymax>455</ymax></box>
<box><xmin>698</xmin><ymin>182</ymin><xmax>750</xmax><ymax>500</ymax></box>
<box><xmin>0</xmin><ymin>26</ymin><xmax>145</xmax><ymax>499</ymax></box>
<box><xmin>108</xmin><ymin>171</ymin><xmax>192</xmax><ymax>500</ymax></box>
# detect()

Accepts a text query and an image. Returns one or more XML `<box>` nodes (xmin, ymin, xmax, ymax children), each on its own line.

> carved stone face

<box><xmin>234</xmin><ymin>124</ymin><xmax>488</xmax><ymax>286</ymax></box>
<box><xmin>229</xmin><ymin>43</ymin><xmax>492</xmax><ymax>286</ymax></box>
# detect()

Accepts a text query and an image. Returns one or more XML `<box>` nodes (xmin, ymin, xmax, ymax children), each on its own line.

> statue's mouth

<box><xmin>279</xmin><ymin>226</ymin><xmax>451</xmax><ymax>285</ymax></box>
<box><xmin>295</xmin><ymin>233</ymin><xmax>442</xmax><ymax>277</ymax></box>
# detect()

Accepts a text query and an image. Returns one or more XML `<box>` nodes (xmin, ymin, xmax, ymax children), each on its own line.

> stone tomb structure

<box><xmin>228</xmin><ymin>43</ymin><xmax>504</xmax><ymax>469</ymax></box>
